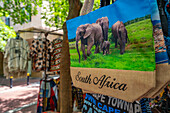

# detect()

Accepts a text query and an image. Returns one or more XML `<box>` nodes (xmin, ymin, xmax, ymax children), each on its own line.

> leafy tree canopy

<box><xmin>0</xmin><ymin>19</ymin><xmax>16</xmax><ymax>52</ymax></box>
<box><xmin>0</xmin><ymin>0</ymin><xmax>42</xmax><ymax>52</ymax></box>
<box><xmin>0</xmin><ymin>0</ymin><xmax>100</xmax><ymax>50</ymax></box>
<box><xmin>0</xmin><ymin>0</ymin><xmax>100</xmax><ymax>27</ymax></box>
<box><xmin>41</xmin><ymin>0</ymin><xmax>100</xmax><ymax>28</ymax></box>
<box><xmin>0</xmin><ymin>0</ymin><xmax>43</xmax><ymax>25</ymax></box>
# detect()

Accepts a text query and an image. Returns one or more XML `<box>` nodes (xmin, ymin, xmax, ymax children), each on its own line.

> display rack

<box><xmin>18</xmin><ymin>28</ymin><xmax>62</xmax><ymax>111</ymax></box>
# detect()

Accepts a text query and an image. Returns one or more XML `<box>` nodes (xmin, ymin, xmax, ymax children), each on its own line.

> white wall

<box><xmin>12</xmin><ymin>6</ymin><xmax>42</xmax><ymax>32</ymax></box>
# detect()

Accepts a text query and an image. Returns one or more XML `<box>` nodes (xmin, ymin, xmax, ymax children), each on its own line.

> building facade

<box><xmin>2</xmin><ymin>1</ymin><xmax>63</xmax><ymax>40</ymax></box>
<box><xmin>1</xmin><ymin>1</ymin><xmax>63</xmax><ymax>77</ymax></box>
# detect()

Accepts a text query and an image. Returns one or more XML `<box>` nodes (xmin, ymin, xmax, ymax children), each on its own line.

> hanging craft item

<box><xmin>3</xmin><ymin>36</ymin><xmax>30</xmax><ymax>79</ymax></box>
<box><xmin>66</xmin><ymin>0</ymin><xmax>158</xmax><ymax>102</ymax></box>
<box><xmin>164</xmin><ymin>1</ymin><xmax>170</xmax><ymax>61</ymax></box>
<box><xmin>143</xmin><ymin>0</ymin><xmax>170</xmax><ymax>98</ymax></box>
<box><xmin>82</xmin><ymin>93</ymin><xmax>142</xmax><ymax>113</ymax></box>
<box><xmin>50</xmin><ymin>38</ymin><xmax>62</xmax><ymax>73</ymax></box>
<box><xmin>30</xmin><ymin>37</ymin><xmax>53</xmax><ymax>71</ymax></box>
<box><xmin>149</xmin><ymin>84</ymin><xmax>170</xmax><ymax>113</ymax></box>
<box><xmin>140</xmin><ymin>98</ymin><xmax>152</xmax><ymax>113</ymax></box>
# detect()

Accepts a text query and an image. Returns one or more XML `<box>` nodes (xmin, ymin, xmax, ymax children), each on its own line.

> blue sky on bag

<box><xmin>150</xmin><ymin>0</ymin><xmax>162</xmax><ymax>25</ymax></box>
<box><xmin>151</xmin><ymin>0</ymin><xmax>159</xmax><ymax>20</ymax></box>
<box><xmin>66</xmin><ymin>0</ymin><xmax>154</xmax><ymax>40</ymax></box>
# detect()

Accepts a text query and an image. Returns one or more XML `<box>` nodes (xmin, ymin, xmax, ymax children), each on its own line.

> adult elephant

<box><xmin>112</xmin><ymin>21</ymin><xmax>128</xmax><ymax>55</ymax></box>
<box><xmin>96</xmin><ymin>17</ymin><xmax>109</xmax><ymax>41</ymax></box>
<box><xmin>76</xmin><ymin>23</ymin><xmax>103</xmax><ymax>63</ymax></box>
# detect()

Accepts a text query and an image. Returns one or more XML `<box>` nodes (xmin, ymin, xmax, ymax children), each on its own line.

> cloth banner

<box><xmin>66</xmin><ymin>0</ymin><xmax>158</xmax><ymax>102</ymax></box>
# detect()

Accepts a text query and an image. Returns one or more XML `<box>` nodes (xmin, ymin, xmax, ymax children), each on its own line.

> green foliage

<box><xmin>79</xmin><ymin>0</ymin><xmax>100</xmax><ymax>11</ymax></box>
<box><xmin>125</xmin><ymin>19</ymin><xmax>153</xmax><ymax>45</ymax></box>
<box><xmin>0</xmin><ymin>19</ymin><xmax>16</xmax><ymax>52</ymax></box>
<box><xmin>0</xmin><ymin>0</ymin><xmax>42</xmax><ymax>25</ymax></box>
<box><xmin>69</xmin><ymin>18</ymin><xmax>155</xmax><ymax>71</ymax></box>
<box><xmin>0</xmin><ymin>0</ymin><xmax>41</xmax><ymax>52</ymax></box>
<box><xmin>41</xmin><ymin>0</ymin><xmax>69</xmax><ymax>28</ymax></box>
<box><xmin>93</xmin><ymin>0</ymin><xmax>100</xmax><ymax>11</ymax></box>
<box><xmin>42</xmin><ymin>0</ymin><xmax>100</xmax><ymax>28</ymax></box>
<box><xmin>0</xmin><ymin>0</ymin><xmax>100</xmax><ymax>28</ymax></box>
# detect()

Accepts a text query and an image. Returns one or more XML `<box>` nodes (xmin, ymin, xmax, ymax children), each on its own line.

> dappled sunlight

<box><xmin>0</xmin><ymin>93</ymin><xmax>38</xmax><ymax>112</ymax></box>
<box><xmin>0</xmin><ymin>84</ymin><xmax>39</xmax><ymax>112</ymax></box>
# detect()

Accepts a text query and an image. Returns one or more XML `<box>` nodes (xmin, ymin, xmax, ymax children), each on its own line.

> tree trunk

<box><xmin>60</xmin><ymin>0</ymin><xmax>82</xmax><ymax>113</ymax></box>
<box><xmin>80</xmin><ymin>0</ymin><xmax>94</xmax><ymax>15</ymax></box>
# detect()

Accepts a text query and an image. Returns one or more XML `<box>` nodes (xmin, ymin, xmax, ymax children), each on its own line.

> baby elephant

<box><xmin>102</xmin><ymin>41</ymin><xmax>110</xmax><ymax>55</ymax></box>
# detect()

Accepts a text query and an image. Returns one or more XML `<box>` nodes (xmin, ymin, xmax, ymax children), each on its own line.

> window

<box><xmin>5</xmin><ymin>17</ymin><xmax>10</xmax><ymax>26</ymax></box>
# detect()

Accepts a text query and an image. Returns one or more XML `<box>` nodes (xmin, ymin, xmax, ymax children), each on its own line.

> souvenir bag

<box><xmin>142</xmin><ymin>0</ymin><xmax>170</xmax><ymax>98</ymax></box>
<box><xmin>82</xmin><ymin>93</ymin><xmax>142</xmax><ymax>113</ymax></box>
<box><xmin>66</xmin><ymin>0</ymin><xmax>157</xmax><ymax>102</ymax></box>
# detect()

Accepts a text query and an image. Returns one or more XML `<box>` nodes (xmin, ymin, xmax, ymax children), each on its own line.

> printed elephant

<box><xmin>76</xmin><ymin>23</ymin><xmax>104</xmax><ymax>63</ymax></box>
<box><xmin>96</xmin><ymin>17</ymin><xmax>109</xmax><ymax>41</ymax></box>
<box><xmin>112</xmin><ymin>21</ymin><xmax>128</xmax><ymax>54</ymax></box>
<box><xmin>102</xmin><ymin>41</ymin><xmax>110</xmax><ymax>55</ymax></box>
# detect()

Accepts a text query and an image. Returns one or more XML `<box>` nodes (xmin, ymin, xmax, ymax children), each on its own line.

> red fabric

<box><xmin>50</xmin><ymin>87</ymin><xmax>55</xmax><ymax>111</ymax></box>
<box><xmin>37</xmin><ymin>80</ymin><xmax>42</xmax><ymax>109</ymax></box>
<box><xmin>83</xmin><ymin>93</ymin><xmax>86</xmax><ymax>99</ymax></box>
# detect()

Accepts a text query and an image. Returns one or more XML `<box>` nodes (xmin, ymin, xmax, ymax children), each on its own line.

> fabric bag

<box><xmin>82</xmin><ymin>93</ymin><xmax>142</xmax><ymax>113</ymax></box>
<box><xmin>66</xmin><ymin>0</ymin><xmax>157</xmax><ymax>102</ymax></box>
<box><xmin>141</xmin><ymin>0</ymin><xmax>170</xmax><ymax>98</ymax></box>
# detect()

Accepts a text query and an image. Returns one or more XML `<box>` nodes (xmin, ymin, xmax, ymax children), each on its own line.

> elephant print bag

<box><xmin>66</xmin><ymin>0</ymin><xmax>158</xmax><ymax>102</ymax></box>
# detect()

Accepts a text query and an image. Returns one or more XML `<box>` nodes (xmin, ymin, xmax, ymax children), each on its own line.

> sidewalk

<box><xmin>0</xmin><ymin>77</ymin><xmax>40</xmax><ymax>113</ymax></box>
<box><xmin>0</xmin><ymin>76</ymin><xmax>40</xmax><ymax>87</ymax></box>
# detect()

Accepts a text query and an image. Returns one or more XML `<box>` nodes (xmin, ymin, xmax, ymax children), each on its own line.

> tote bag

<box><xmin>142</xmin><ymin>0</ymin><xmax>170</xmax><ymax>98</ymax></box>
<box><xmin>82</xmin><ymin>93</ymin><xmax>142</xmax><ymax>113</ymax></box>
<box><xmin>66</xmin><ymin>0</ymin><xmax>156</xmax><ymax>102</ymax></box>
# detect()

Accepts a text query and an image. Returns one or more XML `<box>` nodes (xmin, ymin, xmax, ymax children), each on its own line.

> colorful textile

<box><xmin>3</xmin><ymin>55</ymin><xmax>28</xmax><ymax>79</ymax></box>
<box><xmin>140</xmin><ymin>98</ymin><xmax>152</xmax><ymax>113</ymax></box>
<box><xmin>82</xmin><ymin>93</ymin><xmax>142</xmax><ymax>113</ymax></box>
<box><xmin>157</xmin><ymin>0</ymin><xmax>168</xmax><ymax>36</ymax></box>
<box><xmin>149</xmin><ymin>84</ymin><xmax>170</xmax><ymax>113</ymax></box>
<box><xmin>37</xmin><ymin>79</ymin><xmax>58</xmax><ymax>113</ymax></box>
<box><xmin>4</xmin><ymin>38</ymin><xmax>30</xmax><ymax>73</ymax></box>
<box><xmin>163</xmin><ymin>1</ymin><xmax>170</xmax><ymax>62</ymax></box>
<box><xmin>72</xmin><ymin>86</ymin><xmax>84</xmax><ymax>110</ymax></box>
<box><xmin>37</xmin><ymin>80</ymin><xmax>43</xmax><ymax>113</ymax></box>
<box><xmin>50</xmin><ymin>38</ymin><xmax>62</xmax><ymax>72</ymax></box>
<box><xmin>164</xmin><ymin>36</ymin><xmax>170</xmax><ymax>62</ymax></box>
<box><xmin>165</xmin><ymin>2</ymin><xmax>170</xmax><ymax>36</ymax></box>
<box><xmin>30</xmin><ymin>37</ymin><xmax>53</xmax><ymax>71</ymax></box>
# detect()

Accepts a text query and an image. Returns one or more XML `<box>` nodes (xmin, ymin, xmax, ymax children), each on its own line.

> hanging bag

<box><xmin>142</xmin><ymin>0</ymin><xmax>170</xmax><ymax>98</ymax></box>
<box><xmin>66</xmin><ymin>0</ymin><xmax>158</xmax><ymax>102</ymax></box>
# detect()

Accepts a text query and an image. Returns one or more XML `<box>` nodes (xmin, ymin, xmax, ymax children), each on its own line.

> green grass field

<box><xmin>69</xmin><ymin>19</ymin><xmax>155</xmax><ymax>71</ymax></box>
